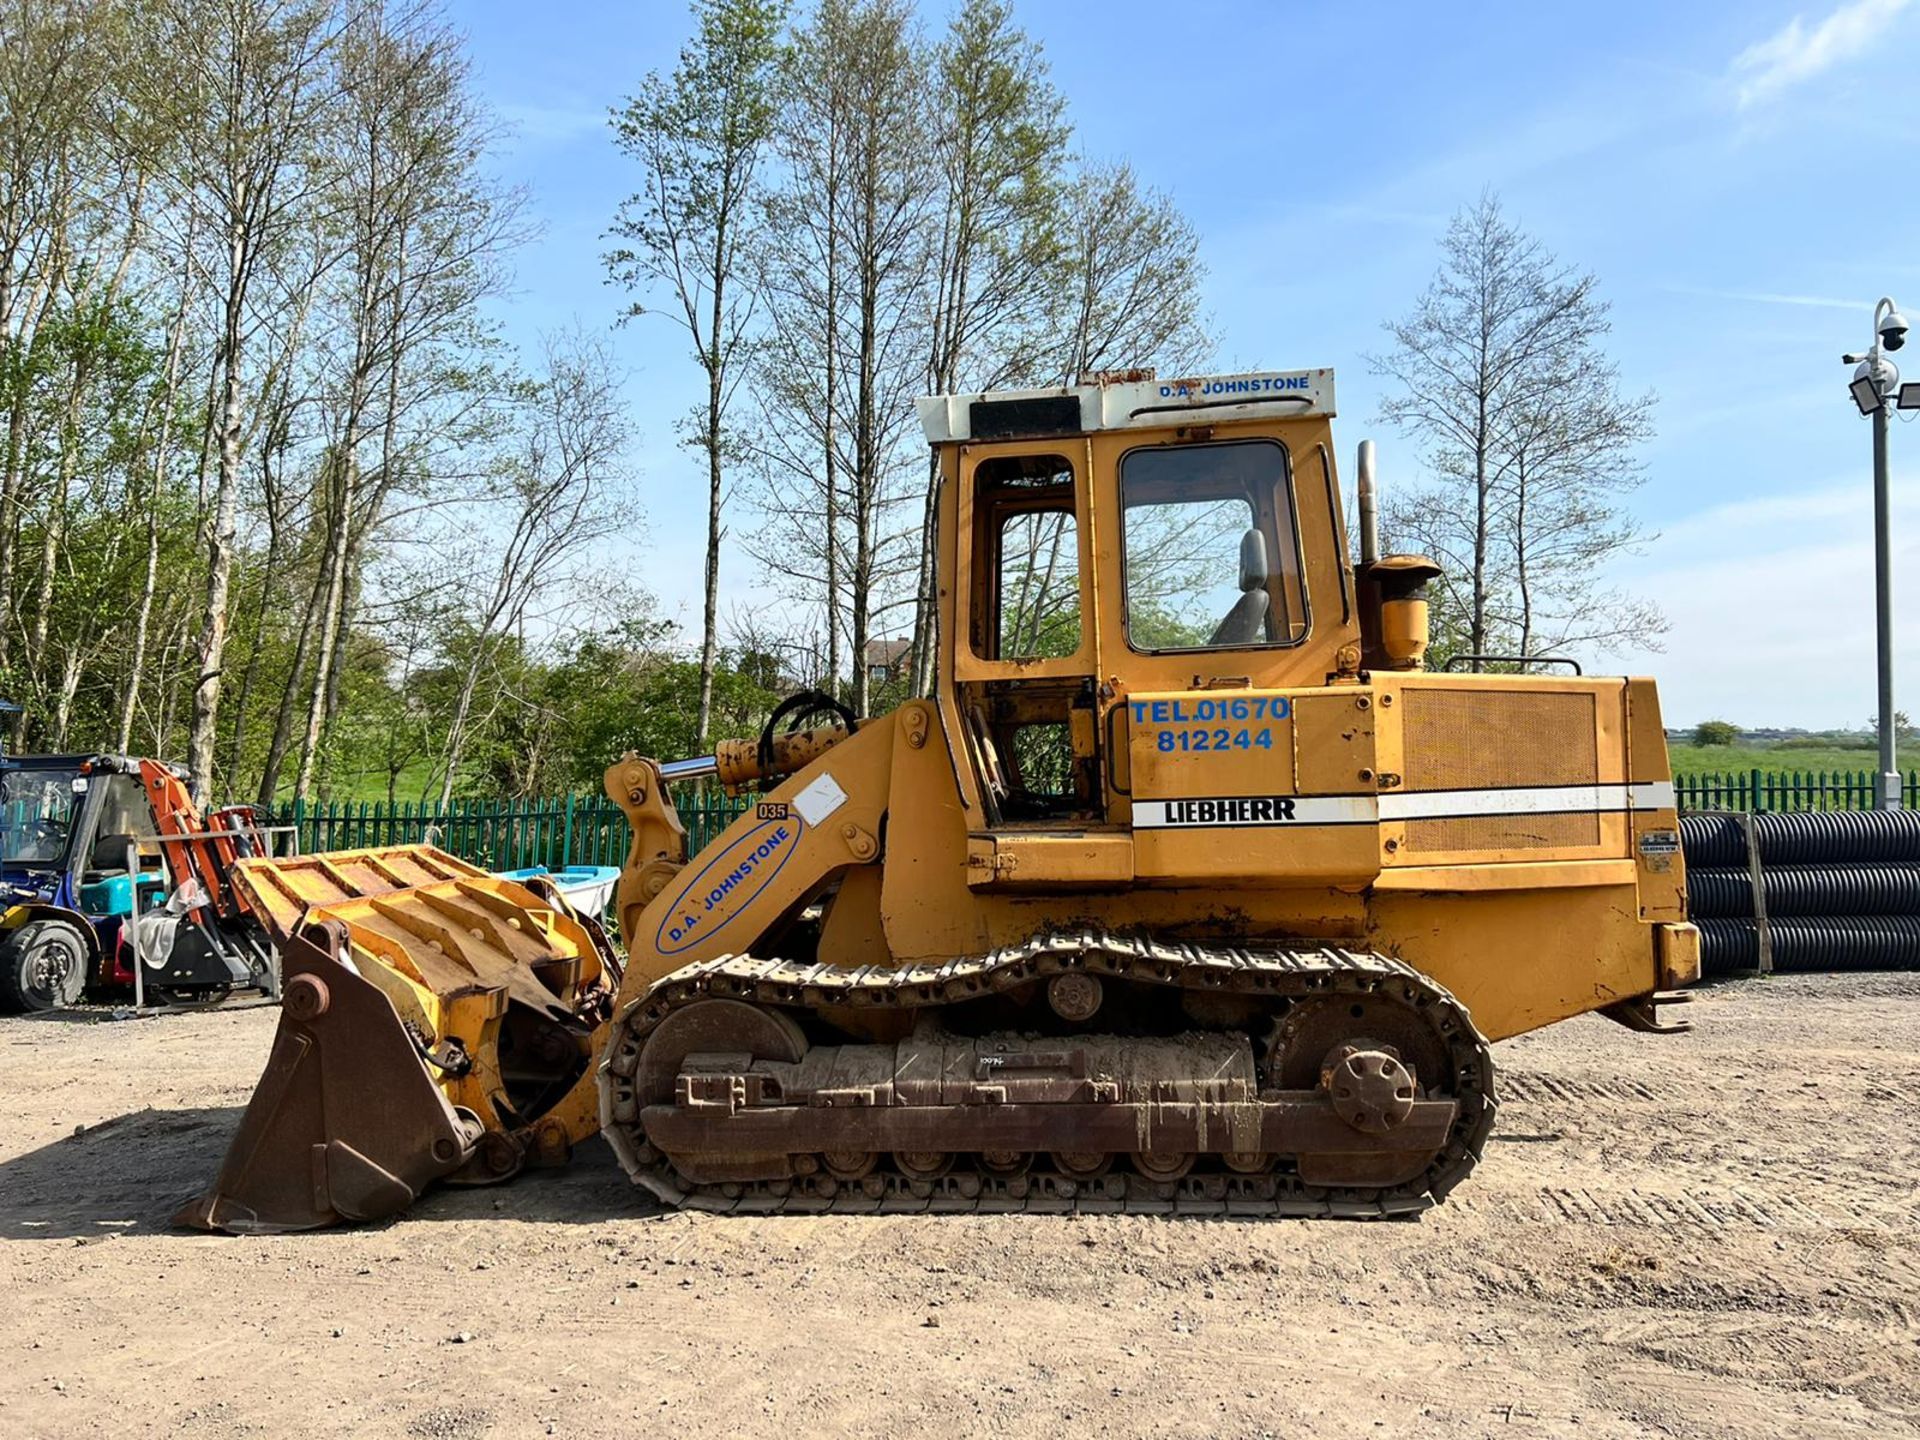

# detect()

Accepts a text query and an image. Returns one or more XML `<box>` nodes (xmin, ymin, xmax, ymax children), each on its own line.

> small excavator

<box><xmin>181</xmin><ymin>367</ymin><xmax>1696</xmax><ymax>1230</ymax></box>
<box><xmin>0</xmin><ymin>752</ymin><xmax>280</xmax><ymax>1012</ymax></box>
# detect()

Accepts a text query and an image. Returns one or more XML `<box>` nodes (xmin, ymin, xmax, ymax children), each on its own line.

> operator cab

<box><xmin>920</xmin><ymin>369</ymin><xmax>1357</xmax><ymax>851</ymax></box>
<box><xmin>0</xmin><ymin>755</ymin><xmax>168</xmax><ymax>904</ymax></box>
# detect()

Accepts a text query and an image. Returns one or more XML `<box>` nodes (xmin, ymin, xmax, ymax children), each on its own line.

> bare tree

<box><xmin>747</xmin><ymin>0</ymin><xmax>931</xmax><ymax>719</ymax></box>
<box><xmin>1497</xmin><ymin>345</ymin><xmax>1661</xmax><ymax>657</ymax></box>
<box><xmin>290</xmin><ymin>0</ymin><xmax>520</xmax><ymax>801</ymax></box>
<box><xmin>1048</xmin><ymin>161</ymin><xmax>1213</xmax><ymax>383</ymax></box>
<box><xmin>833</xmin><ymin>0</ymin><xmax>931</xmax><ymax>719</ymax></box>
<box><xmin>1371</xmin><ymin>192</ymin><xmax>1662</xmax><ymax>665</ymax></box>
<box><xmin>750</xmin><ymin>1</ymin><xmax>853</xmax><ymax>697</ymax></box>
<box><xmin>907</xmin><ymin>2</ymin><xmax>1066</xmax><ymax>693</ymax></box>
<box><xmin>431</xmin><ymin>335</ymin><xmax>632</xmax><ymax>805</ymax></box>
<box><xmin>116</xmin><ymin>229</ymin><xmax>198</xmax><ymax>753</ymax></box>
<box><xmin>607</xmin><ymin>0</ymin><xmax>784</xmax><ymax>748</ymax></box>
<box><xmin>0</xmin><ymin>1</ymin><xmax>106</xmax><ymax>684</ymax></box>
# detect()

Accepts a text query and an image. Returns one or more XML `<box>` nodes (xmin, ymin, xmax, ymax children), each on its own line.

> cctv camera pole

<box><xmin>1861</xmin><ymin>296</ymin><xmax>1905</xmax><ymax>809</ymax></box>
<box><xmin>1874</xmin><ymin>387</ymin><xmax>1899</xmax><ymax>808</ymax></box>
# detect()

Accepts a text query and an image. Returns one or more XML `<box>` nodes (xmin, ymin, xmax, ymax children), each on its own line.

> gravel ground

<box><xmin>1</xmin><ymin>973</ymin><xmax>1917</xmax><ymax>1439</ymax></box>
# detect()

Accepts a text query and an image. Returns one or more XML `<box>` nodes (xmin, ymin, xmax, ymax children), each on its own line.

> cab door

<box><xmin>1088</xmin><ymin>425</ymin><xmax>1377</xmax><ymax>887</ymax></box>
<box><xmin>950</xmin><ymin>440</ymin><xmax>1132</xmax><ymax>888</ymax></box>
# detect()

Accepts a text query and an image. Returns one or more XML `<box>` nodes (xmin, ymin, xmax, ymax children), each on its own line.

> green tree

<box><xmin>1693</xmin><ymin>720</ymin><xmax>1739</xmax><ymax>747</ymax></box>
<box><xmin>1867</xmin><ymin>711</ymin><xmax>1916</xmax><ymax>746</ymax></box>
<box><xmin>607</xmin><ymin>0</ymin><xmax>786</xmax><ymax>748</ymax></box>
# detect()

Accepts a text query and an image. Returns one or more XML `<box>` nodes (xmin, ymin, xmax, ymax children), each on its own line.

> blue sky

<box><xmin>452</xmin><ymin>0</ymin><xmax>1920</xmax><ymax>731</ymax></box>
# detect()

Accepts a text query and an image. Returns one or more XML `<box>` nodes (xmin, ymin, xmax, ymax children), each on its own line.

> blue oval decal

<box><xmin>653</xmin><ymin>815</ymin><xmax>805</xmax><ymax>957</ymax></box>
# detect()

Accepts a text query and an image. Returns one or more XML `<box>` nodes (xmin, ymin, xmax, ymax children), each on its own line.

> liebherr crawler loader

<box><xmin>181</xmin><ymin>367</ymin><xmax>1698</xmax><ymax>1231</ymax></box>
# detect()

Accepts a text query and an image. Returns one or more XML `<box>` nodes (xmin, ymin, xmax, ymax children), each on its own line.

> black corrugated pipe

<box><xmin>1698</xmin><ymin>915</ymin><xmax>1920</xmax><ymax>973</ymax></box>
<box><xmin>1688</xmin><ymin>864</ymin><xmax>1920</xmax><ymax>918</ymax></box>
<box><xmin>1681</xmin><ymin>809</ymin><xmax>1920</xmax><ymax>868</ymax></box>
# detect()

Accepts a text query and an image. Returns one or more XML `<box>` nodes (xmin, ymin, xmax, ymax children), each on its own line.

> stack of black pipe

<box><xmin>1680</xmin><ymin>809</ymin><xmax>1920</xmax><ymax>973</ymax></box>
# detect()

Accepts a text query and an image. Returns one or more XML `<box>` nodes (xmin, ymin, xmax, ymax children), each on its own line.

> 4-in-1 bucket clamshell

<box><xmin>175</xmin><ymin>845</ymin><xmax>621</xmax><ymax>1233</ymax></box>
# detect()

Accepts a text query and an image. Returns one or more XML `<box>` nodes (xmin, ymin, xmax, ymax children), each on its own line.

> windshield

<box><xmin>0</xmin><ymin>767</ymin><xmax>84</xmax><ymax>868</ymax></box>
<box><xmin>1120</xmin><ymin>439</ymin><xmax>1309</xmax><ymax>651</ymax></box>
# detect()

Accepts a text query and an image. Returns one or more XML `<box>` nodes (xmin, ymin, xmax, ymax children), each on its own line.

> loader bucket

<box><xmin>175</xmin><ymin>846</ymin><xmax>621</xmax><ymax>1234</ymax></box>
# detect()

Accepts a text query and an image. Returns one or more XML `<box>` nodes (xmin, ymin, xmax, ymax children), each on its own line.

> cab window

<box><xmin>0</xmin><ymin>768</ymin><xmax>80</xmax><ymax>866</ymax></box>
<box><xmin>1120</xmin><ymin>439</ymin><xmax>1308</xmax><ymax>651</ymax></box>
<box><xmin>970</xmin><ymin>454</ymin><xmax>1081</xmax><ymax>661</ymax></box>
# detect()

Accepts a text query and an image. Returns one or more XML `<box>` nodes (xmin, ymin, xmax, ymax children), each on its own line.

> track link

<box><xmin>599</xmin><ymin>932</ymin><xmax>1496</xmax><ymax>1218</ymax></box>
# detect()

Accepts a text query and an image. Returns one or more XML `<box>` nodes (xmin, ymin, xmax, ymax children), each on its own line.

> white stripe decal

<box><xmin>1133</xmin><ymin>782</ymin><xmax>1677</xmax><ymax>830</ymax></box>
<box><xmin>1627</xmin><ymin>780</ymin><xmax>1676</xmax><ymax>810</ymax></box>
<box><xmin>1383</xmin><ymin>784</ymin><xmax>1626</xmax><ymax>820</ymax></box>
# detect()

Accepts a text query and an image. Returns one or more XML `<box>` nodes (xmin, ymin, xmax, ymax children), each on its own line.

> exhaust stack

<box><xmin>1353</xmin><ymin>441</ymin><xmax>1441</xmax><ymax>672</ymax></box>
<box><xmin>1356</xmin><ymin>439</ymin><xmax>1380</xmax><ymax>565</ymax></box>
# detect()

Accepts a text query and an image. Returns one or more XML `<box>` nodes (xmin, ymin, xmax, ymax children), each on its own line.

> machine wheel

<box><xmin>0</xmin><ymin>920</ymin><xmax>90</xmax><ymax>1013</ymax></box>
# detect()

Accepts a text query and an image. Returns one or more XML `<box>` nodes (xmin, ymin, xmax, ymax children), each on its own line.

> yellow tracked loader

<box><xmin>182</xmin><ymin>367</ymin><xmax>1697</xmax><ymax>1229</ymax></box>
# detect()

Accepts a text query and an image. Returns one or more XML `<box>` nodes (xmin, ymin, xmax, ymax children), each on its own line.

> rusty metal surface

<box><xmin>599</xmin><ymin>932</ymin><xmax>1496</xmax><ymax>1217</ymax></box>
<box><xmin>174</xmin><ymin>921</ymin><xmax>481</xmax><ymax>1234</ymax></box>
<box><xmin>179</xmin><ymin>847</ymin><xmax>623</xmax><ymax>1234</ymax></box>
<box><xmin>639</xmin><ymin>1097</ymin><xmax>1458</xmax><ymax>1160</ymax></box>
<box><xmin>229</xmin><ymin>845</ymin><xmax>487</xmax><ymax>940</ymax></box>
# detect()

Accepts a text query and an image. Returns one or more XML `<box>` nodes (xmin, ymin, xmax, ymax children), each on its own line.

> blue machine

<box><xmin>0</xmin><ymin>753</ymin><xmax>264</xmax><ymax>1012</ymax></box>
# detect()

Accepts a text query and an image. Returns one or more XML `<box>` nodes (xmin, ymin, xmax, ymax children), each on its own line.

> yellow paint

<box><xmin>601</xmin><ymin>389</ymin><xmax>1689</xmax><ymax>1048</ymax></box>
<box><xmin>231</xmin><ymin>845</ymin><xmax>611</xmax><ymax>1162</ymax></box>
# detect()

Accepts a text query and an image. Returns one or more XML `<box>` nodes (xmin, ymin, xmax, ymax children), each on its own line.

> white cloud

<box><xmin>1663</xmin><ymin>284</ymin><xmax>1867</xmax><ymax>312</ymax></box>
<box><xmin>497</xmin><ymin>100</ymin><xmax>606</xmax><ymax>149</ymax></box>
<box><xmin>1732</xmin><ymin>0</ymin><xmax>1912</xmax><ymax>108</ymax></box>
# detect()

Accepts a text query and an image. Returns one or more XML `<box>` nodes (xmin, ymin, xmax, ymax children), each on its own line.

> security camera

<box><xmin>1880</xmin><ymin>307</ymin><xmax>1909</xmax><ymax>352</ymax></box>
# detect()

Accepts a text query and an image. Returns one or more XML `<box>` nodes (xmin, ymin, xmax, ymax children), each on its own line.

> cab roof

<box><xmin>0</xmin><ymin>754</ymin><xmax>177</xmax><ymax>779</ymax></box>
<box><xmin>916</xmin><ymin>367</ymin><xmax>1335</xmax><ymax>445</ymax></box>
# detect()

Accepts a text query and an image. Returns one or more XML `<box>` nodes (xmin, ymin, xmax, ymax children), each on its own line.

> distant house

<box><xmin>863</xmin><ymin>637</ymin><xmax>911</xmax><ymax>686</ymax></box>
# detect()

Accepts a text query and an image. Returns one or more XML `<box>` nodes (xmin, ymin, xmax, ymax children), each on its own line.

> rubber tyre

<box><xmin>0</xmin><ymin>920</ymin><xmax>90</xmax><ymax>1013</ymax></box>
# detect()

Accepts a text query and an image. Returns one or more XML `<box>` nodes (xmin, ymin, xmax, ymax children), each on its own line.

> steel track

<box><xmin>600</xmin><ymin>932</ymin><xmax>1497</xmax><ymax>1218</ymax></box>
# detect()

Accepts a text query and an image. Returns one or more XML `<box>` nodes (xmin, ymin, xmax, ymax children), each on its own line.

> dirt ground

<box><xmin>1</xmin><ymin>975</ymin><xmax>1916</xmax><ymax>1440</ymax></box>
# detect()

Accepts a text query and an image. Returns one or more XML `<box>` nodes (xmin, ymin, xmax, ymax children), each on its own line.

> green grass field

<box><xmin>303</xmin><ymin>758</ymin><xmax>456</xmax><ymax>807</ymax></box>
<box><xmin>1668</xmin><ymin>742</ymin><xmax>1918</xmax><ymax>775</ymax></box>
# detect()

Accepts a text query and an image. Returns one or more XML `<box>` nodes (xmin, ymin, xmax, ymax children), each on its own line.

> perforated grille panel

<box><xmin>1401</xmin><ymin>688</ymin><xmax>1602</xmax><ymax>853</ymax></box>
<box><xmin>1406</xmin><ymin>812</ymin><xmax>1599</xmax><ymax>852</ymax></box>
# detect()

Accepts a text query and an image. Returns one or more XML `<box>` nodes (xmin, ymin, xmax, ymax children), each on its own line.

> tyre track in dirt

<box><xmin>1</xmin><ymin>975</ymin><xmax>1917</xmax><ymax>1439</ymax></box>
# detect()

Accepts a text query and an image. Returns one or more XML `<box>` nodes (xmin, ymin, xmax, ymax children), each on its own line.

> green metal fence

<box><xmin>1673</xmin><ymin>769</ymin><xmax>1920</xmax><ymax>813</ymax></box>
<box><xmin>275</xmin><ymin>789</ymin><xmax>752</xmax><ymax>872</ymax></box>
<box><xmin>269</xmin><ymin>770</ymin><xmax>1916</xmax><ymax>860</ymax></box>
